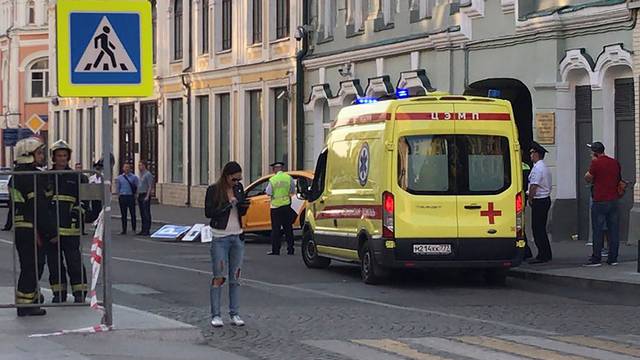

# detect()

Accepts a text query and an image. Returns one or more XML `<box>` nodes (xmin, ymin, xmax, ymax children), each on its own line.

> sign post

<box><xmin>57</xmin><ymin>0</ymin><xmax>153</xmax><ymax>328</ymax></box>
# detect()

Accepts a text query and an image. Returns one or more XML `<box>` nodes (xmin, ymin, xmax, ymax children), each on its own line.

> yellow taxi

<box><xmin>242</xmin><ymin>171</ymin><xmax>314</xmax><ymax>233</ymax></box>
<box><xmin>298</xmin><ymin>93</ymin><xmax>524</xmax><ymax>285</ymax></box>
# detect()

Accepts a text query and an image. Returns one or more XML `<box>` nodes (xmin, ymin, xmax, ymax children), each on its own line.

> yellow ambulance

<box><xmin>298</xmin><ymin>93</ymin><xmax>525</xmax><ymax>285</ymax></box>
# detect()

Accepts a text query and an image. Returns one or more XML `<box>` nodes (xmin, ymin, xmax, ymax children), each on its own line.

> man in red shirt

<box><xmin>584</xmin><ymin>142</ymin><xmax>621</xmax><ymax>266</ymax></box>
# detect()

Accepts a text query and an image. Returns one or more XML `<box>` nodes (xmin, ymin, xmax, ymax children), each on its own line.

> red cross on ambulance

<box><xmin>480</xmin><ymin>202</ymin><xmax>502</xmax><ymax>225</ymax></box>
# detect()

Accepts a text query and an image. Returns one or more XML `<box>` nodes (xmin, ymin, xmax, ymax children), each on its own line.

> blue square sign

<box><xmin>69</xmin><ymin>13</ymin><xmax>141</xmax><ymax>85</ymax></box>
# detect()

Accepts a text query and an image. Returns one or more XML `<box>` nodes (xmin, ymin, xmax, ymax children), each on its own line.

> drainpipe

<box><xmin>295</xmin><ymin>0</ymin><xmax>310</xmax><ymax>170</ymax></box>
<box><xmin>182</xmin><ymin>0</ymin><xmax>193</xmax><ymax>206</ymax></box>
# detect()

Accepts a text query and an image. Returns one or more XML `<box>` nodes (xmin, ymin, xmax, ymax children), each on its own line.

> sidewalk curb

<box><xmin>508</xmin><ymin>268</ymin><xmax>640</xmax><ymax>296</ymax></box>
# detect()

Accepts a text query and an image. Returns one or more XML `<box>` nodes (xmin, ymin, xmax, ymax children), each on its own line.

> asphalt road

<box><xmin>1</xmin><ymin>209</ymin><xmax>640</xmax><ymax>359</ymax></box>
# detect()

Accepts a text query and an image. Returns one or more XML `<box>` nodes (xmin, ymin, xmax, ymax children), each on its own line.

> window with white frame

<box><xmin>374</xmin><ymin>0</ymin><xmax>395</xmax><ymax>30</ymax></box>
<box><xmin>252</xmin><ymin>0</ymin><xmax>262</xmax><ymax>44</ymax></box>
<box><xmin>173</xmin><ymin>0</ymin><xmax>183</xmax><ymax>60</ymax></box>
<box><xmin>248</xmin><ymin>90</ymin><xmax>263</xmax><ymax>181</ymax></box>
<box><xmin>170</xmin><ymin>99</ymin><xmax>184</xmax><ymax>183</ymax></box>
<box><xmin>152</xmin><ymin>5</ymin><xmax>157</xmax><ymax>63</ymax></box>
<box><xmin>77</xmin><ymin>109</ymin><xmax>84</xmax><ymax>165</ymax></box>
<box><xmin>197</xmin><ymin>95</ymin><xmax>209</xmax><ymax>185</ymax></box>
<box><xmin>273</xmin><ymin>87</ymin><xmax>288</xmax><ymax>165</ymax></box>
<box><xmin>317</xmin><ymin>0</ymin><xmax>336</xmax><ymax>40</ymax></box>
<box><xmin>54</xmin><ymin>111</ymin><xmax>60</xmax><ymax>140</ymax></box>
<box><xmin>276</xmin><ymin>0</ymin><xmax>290</xmax><ymax>39</ymax></box>
<box><xmin>346</xmin><ymin>0</ymin><xmax>367</xmax><ymax>34</ymax></box>
<box><xmin>410</xmin><ymin>0</ymin><xmax>433</xmax><ymax>22</ymax></box>
<box><xmin>27</xmin><ymin>0</ymin><xmax>35</xmax><ymax>24</ymax></box>
<box><xmin>200</xmin><ymin>0</ymin><xmax>209</xmax><ymax>54</ymax></box>
<box><xmin>28</xmin><ymin>59</ymin><xmax>49</xmax><ymax>99</ymax></box>
<box><xmin>221</xmin><ymin>0</ymin><xmax>232</xmax><ymax>51</ymax></box>
<box><xmin>217</xmin><ymin>93</ymin><xmax>231</xmax><ymax>170</ymax></box>
<box><xmin>322</xmin><ymin>101</ymin><xmax>331</xmax><ymax>140</ymax></box>
<box><xmin>63</xmin><ymin>110</ymin><xmax>70</xmax><ymax>142</ymax></box>
<box><xmin>88</xmin><ymin>107</ymin><xmax>96</xmax><ymax>163</ymax></box>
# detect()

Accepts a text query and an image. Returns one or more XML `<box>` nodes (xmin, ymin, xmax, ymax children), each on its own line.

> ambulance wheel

<box><xmin>302</xmin><ymin>230</ymin><xmax>330</xmax><ymax>269</ymax></box>
<box><xmin>360</xmin><ymin>241</ymin><xmax>388</xmax><ymax>285</ymax></box>
<box><xmin>484</xmin><ymin>268</ymin><xmax>507</xmax><ymax>286</ymax></box>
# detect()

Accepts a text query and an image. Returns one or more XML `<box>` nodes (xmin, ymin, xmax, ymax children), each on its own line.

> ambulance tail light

<box><xmin>382</xmin><ymin>192</ymin><xmax>395</xmax><ymax>238</ymax></box>
<box><xmin>516</xmin><ymin>192</ymin><xmax>524</xmax><ymax>239</ymax></box>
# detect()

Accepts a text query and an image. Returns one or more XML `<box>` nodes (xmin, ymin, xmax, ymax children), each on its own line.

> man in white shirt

<box><xmin>527</xmin><ymin>142</ymin><xmax>553</xmax><ymax>264</ymax></box>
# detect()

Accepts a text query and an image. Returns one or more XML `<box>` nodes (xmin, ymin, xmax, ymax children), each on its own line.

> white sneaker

<box><xmin>210</xmin><ymin>316</ymin><xmax>223</xmax><ymax>327</ymax></box>
<box><xmin>230</xmin><ymin>315</ymin><xmax>245</xmax><ymax>326</ymax></box>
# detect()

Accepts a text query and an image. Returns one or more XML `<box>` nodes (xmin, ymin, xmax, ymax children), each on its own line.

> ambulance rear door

<box><xmin>453</xmin><ymin>102</ymin><xmax>518</xmax><ymax>248</ymax></box>
<box><xmin>393</xmin><ymin>102</ymin><xmax>459</xmax><ymax>240</ymax></box>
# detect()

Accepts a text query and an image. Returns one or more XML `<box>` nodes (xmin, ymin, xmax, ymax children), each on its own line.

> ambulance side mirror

<box><xmin>297</xmin><ymin>178</ymin><xmax>311</xmax><ymax>200</ymax></box>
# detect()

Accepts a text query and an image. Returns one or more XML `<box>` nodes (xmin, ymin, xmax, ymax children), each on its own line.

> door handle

<box><xmin>464</xmin><ymin>205</ymin><xmax>482</xmax><ymax>210</ymax></box>
<box><xmin>487</xmin><ymin>229</ymin><xmax>497</xmax><ymax>234</ymax></box>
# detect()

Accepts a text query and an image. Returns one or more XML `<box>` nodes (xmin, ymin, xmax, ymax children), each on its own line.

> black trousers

<box><xmin>15</xmin><ymin>229</ymin><xmax>46</xmax><ymax>302</ymax></box>
<box><xmin>531</xmin><ymin>197</ymin><xmax>552</xmax><ymax>261</ymax></box>
<box><xmin>119</xmin><ymin>195</ymin><xmax>136</xmax><ymax>233</ymax></box>
<box><xmin>46</xmin><ymin>236</ymin><xmax>88</xmax><ymax>298</ymax></box>
<box><xmin>271</xmin><ymin>206</ymin><xmax>294</xmax><ymax>254</ymax></box>
<box><xmin>137</xmin><ymin>193</ymin><xmax>152</xmax><ymax>233</ymax></box>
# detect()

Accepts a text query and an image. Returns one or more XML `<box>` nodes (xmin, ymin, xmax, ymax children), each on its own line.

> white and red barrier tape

<box><xmin>29</xmin><ymin>211</ymin><xmax>113</xmax><ymax>338</ymax></box>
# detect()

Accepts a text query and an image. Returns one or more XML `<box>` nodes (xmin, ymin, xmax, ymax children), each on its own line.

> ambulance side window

<box><xmin>309</xmin><ymin>149</ymin><xmax>328</xmax><ymax>202</ymax></box>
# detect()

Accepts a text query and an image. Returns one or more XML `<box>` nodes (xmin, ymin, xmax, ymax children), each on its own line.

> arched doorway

<box><xmin>464</xmin><ymin>78</ymin><xmax>534</xmax><ymax>163</ymax></box>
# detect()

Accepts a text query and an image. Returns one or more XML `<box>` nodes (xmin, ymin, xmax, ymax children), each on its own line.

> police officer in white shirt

<box><xmin>527</xmin><ymin>142</ymin><xmax>553</xmax><ymax>264</ymax></box>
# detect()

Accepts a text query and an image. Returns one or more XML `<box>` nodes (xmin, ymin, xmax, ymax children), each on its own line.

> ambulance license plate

<box><xmin>413</xmin><ymin>244</ymin><xmax>451</xmax><ymax>255</ymax></box>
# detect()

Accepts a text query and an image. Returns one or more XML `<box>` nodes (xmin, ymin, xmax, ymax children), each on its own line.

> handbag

<box><xmin>617</xmin><ymin>164</ymin><xmax>627</xmax><ymax>198</ymax></box>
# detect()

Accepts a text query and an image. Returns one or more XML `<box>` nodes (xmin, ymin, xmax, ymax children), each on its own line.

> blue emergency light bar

<box><xmin>355</xmin><ymin>97</ymin><xmax>379</xmax><ymax>104</ymax></box>
<box><xmin>395</xmin><ymin>88</ymin><xmax>409</xmax><ymax>98</ymax></box>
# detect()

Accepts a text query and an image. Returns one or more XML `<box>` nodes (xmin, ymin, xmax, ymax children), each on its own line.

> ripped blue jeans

<box><xmin>210</xmin><ymin>234</ymin><xmax>244</xmax><ymax>318</ymax></box>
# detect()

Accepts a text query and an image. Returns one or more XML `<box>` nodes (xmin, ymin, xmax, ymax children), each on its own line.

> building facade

<box><xmin>49</xmin><ymin>0</ymin><xmax>302</xmax><ymax>207</ymax></box>
<box><xmin>302</xmin><ymin>0</ymin><xmax>637</xmax><ymax>244</ymax></box>
<box><xmin>0</xmin><ymin>0</ymin><xmax>51</xmax><ymax>164</ymax></box>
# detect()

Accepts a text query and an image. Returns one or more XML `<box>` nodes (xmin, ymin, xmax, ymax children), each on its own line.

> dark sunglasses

<box><xmin>529</xmin><ymin>150</ymin><xmax>537</xmax><ymax>154</ymax></box>
<box><xmin>231</xmin><ymin>177</ymin><xmax>242</xmax><ymax>183</ymax></box>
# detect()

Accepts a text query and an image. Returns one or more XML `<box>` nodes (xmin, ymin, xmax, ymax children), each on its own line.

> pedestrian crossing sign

<box><xmin>56</xmin><ymin>0</ymin><xmax>152</xmax><ymax>97</ymax></box>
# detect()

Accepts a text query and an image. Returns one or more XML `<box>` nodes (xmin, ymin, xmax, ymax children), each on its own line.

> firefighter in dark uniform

<box><xmin>47</xmin><ymin>140</ymin><xmax>88</xmax><ymax>303</ymax></box>
<box><xmin>11</xmin><ymin>137</ymin><xmax>56</xmax><ymax>316</ymax></box>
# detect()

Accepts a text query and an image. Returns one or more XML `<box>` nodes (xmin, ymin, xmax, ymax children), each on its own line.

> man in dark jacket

<box><xmin>47</xmin><ymin>140</ymin><xmax>88</xmax><ymax>303</ymax></box>
<box><xmin>10</xmin><ymin>137</ymin><xmax>56</xmax><ymax>316</ymax></box>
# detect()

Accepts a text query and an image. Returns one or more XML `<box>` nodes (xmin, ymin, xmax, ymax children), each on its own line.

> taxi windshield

<box><xmin>398</xmin><ymin>135</ymin><xmax>511</xmax><ymax>195</ymax></box>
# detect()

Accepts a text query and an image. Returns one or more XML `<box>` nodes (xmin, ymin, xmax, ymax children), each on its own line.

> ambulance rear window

<box><xmin>398</xmin><ymin>135</ymin><xmax>454</xmax><ymax>195</ymax></box>
<box><xmin>457</xmin><ymin>135</ymin><xmax>511</xmax><ymax>195</ymax></box>
<box><xmin>397</xmin><ymin>135</ymin><xmax>511</xmax><ymax>195</ymax></box>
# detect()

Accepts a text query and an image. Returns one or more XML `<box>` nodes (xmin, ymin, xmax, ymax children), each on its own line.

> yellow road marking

<box><xmin>457</xmin><ymin>336</ymin><xmax>588</xmax><ymax>360</ymax></box>
<box><xmin>554</xmin><ymin>336</ymin><xmax>640</xmax><ymax>357</ymax></box>
<box><xmin>352</xmin><ymin>339</ymin><xmax>452</xmax><ymax>360</ymax></box>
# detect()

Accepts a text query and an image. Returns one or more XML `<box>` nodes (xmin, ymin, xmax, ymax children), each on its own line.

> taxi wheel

<box><xmin>360</xmin><ymin>241</ymin><xmax>388</xmax><ymax>285</ymax></box>
<box><xmin>484</xmin><ymin>268</ymin><xmax>507</xmax><ymax>286</ymax></box>
<box><xmin>301</xmin><ymin>230</ymin><xmax>330</xmax><ymax>269</ymax></box>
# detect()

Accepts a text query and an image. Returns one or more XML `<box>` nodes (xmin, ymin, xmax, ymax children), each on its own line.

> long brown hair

<box><xmin>212</xmin><ymin>161</ymin><xmax>242</xmax><ymax>206</ymax></box>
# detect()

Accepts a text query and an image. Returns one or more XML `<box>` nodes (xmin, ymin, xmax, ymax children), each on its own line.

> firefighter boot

<box><xmin>73</xmin><ymin>291</ymin><xmax>85</xmax><ymax>304</ymax></box>
<box><xmin>17</xmin><ymin>306</ymin><xmax>47</xmax><ymax>317</ymax></box>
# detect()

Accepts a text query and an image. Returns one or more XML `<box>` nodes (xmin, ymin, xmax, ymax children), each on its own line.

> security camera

<box><xmin>338</xmin><ymin>63</ymin><xmax>352</xmax><ymax>77</ymax></box>
<box><xmin>51</xmin><ymin>97</ymin><xmax>59</xmax><ymax>106</ymax></box>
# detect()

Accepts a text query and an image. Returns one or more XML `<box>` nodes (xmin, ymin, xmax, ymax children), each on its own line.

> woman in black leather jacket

<box><xmin>204</xmin><ymin>161</ymin><xmax>249</xmax><ymax>328</ymax></box>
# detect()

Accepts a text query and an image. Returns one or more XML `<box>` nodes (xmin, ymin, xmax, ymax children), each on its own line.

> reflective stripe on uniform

<box><xmin>26</xmin><ymin>192</ymin><xmax>35</xmax><ymax>200</ymax></box>
<box><xmin>10</xmin><ymin>188</ymin><xmax>25</xmax><ymax>203</ymax></box>
<box><xmin>51</xmin><ymin>283</ymin><xmax>67</xmax><ymax>292</ymax></box>
<box><xmin>59</xmin><ymin>228</ymin><xmax>81</xmax><ymax>236</ymax></box>
<box><xmin>14</xmin><ymin>222</ymin><xmax>33</xmax><ymax>229</ymax></box>
<box><xmin>52</xmin><ymin>194</ymin><xmax>77</xmax><ymax>203</ymax></box>
<box><xmin>15</xmin><ymin>290</ymin><xmax>38</xmax><ymax>303</ymax></box>
<box><xmin>72</xmin><ymin>284</ymin><xmax>88</xmax><ymax>292</ymax></box>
